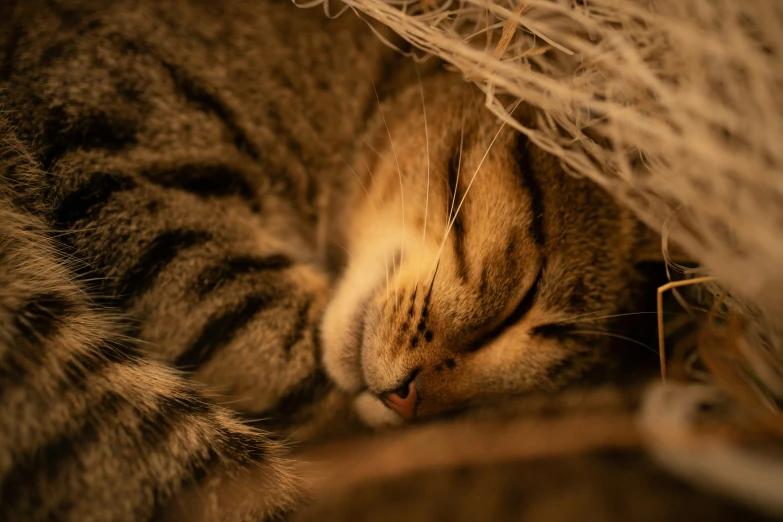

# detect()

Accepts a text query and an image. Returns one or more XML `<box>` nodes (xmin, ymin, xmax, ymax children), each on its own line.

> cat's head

<box><xmin>322</xmin><ymin>71</ymin><xmax>648</xmax><ymax>425</ymax></box>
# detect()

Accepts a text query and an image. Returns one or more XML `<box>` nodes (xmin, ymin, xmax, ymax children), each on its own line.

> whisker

<box><xmin>561</xmin><ymin>310</ymin><xmax>686</xmax><ymax>325</ymax></box>
<box><xmin>360</xmin><ymin>137</ymin><xmax>384</xmax><ymax>158</ymax></box>
<box><xmin>469</xmin><ymin>83</ymin><xmax>486</xmax><ymax>144</ymax></box>
<box><xmin>47</xmin><ymin>225</ymin><xmax>103</xmax><ymax>239</ymax></box>
<box><xmin>372</xmin><ymin>79</ymin><xmax>403</xmax><ymax>308</ymax></box>
<box><xmin>424</xmin><ymin>260</ymin><xmax>441</xmax><ymax>308</ymax></box>
<box><xmin>428</xmin><ymin>102</ymin><xmax>520</xmax><ymax>281</ymax></box>
<box><xmin>330</xmin><ymin>241</ymin><xmax>352</xmax><ymax>260</ymax></box>
<box><xmin>415</xmin><ymin>64</ymin><xmax>430</xmax><ymax>296</ymax></box>
<box><xmin>447</xmin><ymin>90</ymin><xmax>467</xmax><ymax>228</ymax></box>
<box><xmin>550</xmin><ymin>309</ymin><xmax>612</xmax><ymax>325</ymax></box>
<box><xmin>569</xmin><ymin>329</ymin><xmax>669</xmax><ymax>362</ymax></box>
<box><xmin>359</xmin><ymin>153</ymin><xmax>381</xmax><ymax>200</ymax></box>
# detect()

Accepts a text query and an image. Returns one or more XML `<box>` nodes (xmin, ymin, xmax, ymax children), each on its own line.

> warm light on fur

<box><xmin>302</xmin><ymin>0</ymin><xmax>783</xmax><ymax>416</ymax></box>
<box><xmin>322</xmin><ymin>71</ymin><xmax>655</xmax><ymax>424</ymax></box>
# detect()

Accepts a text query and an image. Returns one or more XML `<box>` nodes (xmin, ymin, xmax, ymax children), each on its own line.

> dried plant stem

<box><xmin>491</xmin><ymin>2</ymin><xmax>526</xmax><ymax>60</ymax></box>
<box><xmin>657</xmin><ymin>277</ymin><xmax>717</xmax><ymax>381</ymax></box>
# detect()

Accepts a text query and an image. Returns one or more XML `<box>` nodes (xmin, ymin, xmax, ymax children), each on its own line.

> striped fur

<box><xmin>0</xmin><ymin>185</ymin><xmax>299</xmax><ymax>521</ymax></box>
<box><xmin>0</xmin><ymin>0</ymin><xmax>398</xmax><ymax>519</ymax></box>
<box><xmin>0</xmin><ymin>0</ymin><xmax>402</xmax><ymax>435</ymax></box>
<box><xmin>0</xmin><ymin>0</ymin><xmax>678</xmax><ymax>519</ymax></box>
<box><xmin>321</xmin><ymin>72</ymin><xmax>662</xmax><ymax>424</ymax></box>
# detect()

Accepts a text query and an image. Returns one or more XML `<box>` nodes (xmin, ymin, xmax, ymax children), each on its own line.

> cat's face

<box><xmin>322</xmin><ymin>72</ymin><xmax>643</xmax><ymax>425</ymax></box>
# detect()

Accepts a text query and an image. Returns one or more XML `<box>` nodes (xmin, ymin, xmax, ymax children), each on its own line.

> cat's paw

<box><xmin>354</xmin><ymin>391</ymin><xmax>404</xmax><ymax>428</ymax></box>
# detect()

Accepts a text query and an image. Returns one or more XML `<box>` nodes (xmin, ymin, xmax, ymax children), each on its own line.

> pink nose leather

<box><xmin>381</xmin><ymin>381</ymin><xmax>418</xmax><ymax>422</ymax></box>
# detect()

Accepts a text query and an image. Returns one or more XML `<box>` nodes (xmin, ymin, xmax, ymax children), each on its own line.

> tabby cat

<box><xmin>1</xmin><ymin>0</ymin><xmax>670</xmax><ymax>520</ymax></box>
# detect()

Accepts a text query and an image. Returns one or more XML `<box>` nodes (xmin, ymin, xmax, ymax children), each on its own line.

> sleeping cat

<box><xmin>321</xmin><ymin>71</ymin><xmax>652</xmax><ymax>425</ymax></box>
<box><xmin>1</xmin><ymin>0</ymin><xmax>663</xmax><ymax>520</ymax></box>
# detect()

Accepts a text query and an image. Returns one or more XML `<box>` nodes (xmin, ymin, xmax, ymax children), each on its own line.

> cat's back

<box><xmin>2</xmin><ymin>0</ymin><xmax>398</xmax><ymax>213</ymax></box>
<box><xmin>0</xmin><ymin>3</ymin><xmax>400</xmax><ymax>519</ymax></box>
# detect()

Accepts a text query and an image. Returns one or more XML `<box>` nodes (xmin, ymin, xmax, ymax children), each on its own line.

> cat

<box><xmin>0</xmin><ymin>0</ymin><xmax>673</xmax><ymax>520</ymax></box>
<box><xmin>320</xmin><ymin>71</ymin><xmax>656</xmax><ymax>425</ymax></box>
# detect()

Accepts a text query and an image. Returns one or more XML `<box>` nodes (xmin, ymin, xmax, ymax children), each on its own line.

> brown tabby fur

<box><xmin>0</xmin><ymin>0</ymin><xmax>767</xmax><ymax>520</ymax></box>
<box><xmin>322</xmin><ymin>72</ymin><xmax>655</xmax><ymax>423</ymax></box>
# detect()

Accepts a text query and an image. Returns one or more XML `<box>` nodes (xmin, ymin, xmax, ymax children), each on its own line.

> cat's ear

<box><xmin>634</xmin><ymin>223</ymin><xmax>694</xmax><ymax>265</ymax></box>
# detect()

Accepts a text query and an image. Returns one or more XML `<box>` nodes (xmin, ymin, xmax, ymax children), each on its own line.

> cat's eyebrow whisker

<box><xmin>414</xmin><ymin>64</ymin><xmax>430</xmax><ymax>297</ymax></box>
<box><xmin>447</xmin><ymin>90</ymin><xmax>467</xmax><ymax>232</ymax></box>
<box><xmin>427</xmin><ymin>101</ymin><xmax>520</xmax><ymax>281</ymax></box>
<box><xmin>469</xmin><ymin>83</ymin><xmax>485</xmax><ymax>144</ymax></box>
<box><xmin>425</xmin><ymin>260</ymin><xmax>441</xmax><ymax>306</ymax></box>
<box><xmin>372</xmin><ymin>79</ymin><xmax>402</xmax><ymax>309</ymax></box>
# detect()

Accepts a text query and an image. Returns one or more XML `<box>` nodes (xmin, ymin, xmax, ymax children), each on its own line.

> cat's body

<box><xmin>0</xmin><ymin>0</ymin><xmax>735</xmax><ymax>520</ymax></box>
<box><xmin>1</xmin><ymin>0</ymin><xmax>402</xmax><ymax>431</ymax></box>
<box><xmin>1</xmin><ymin>1</ymin><xmax>396</xmax><ymax>518</ymax></box>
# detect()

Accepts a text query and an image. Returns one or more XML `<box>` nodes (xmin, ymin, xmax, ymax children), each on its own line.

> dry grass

<box><xmin>296</xmin><ymin>0</ymin><xmax>783</xmax><ymax>422</ymax></box>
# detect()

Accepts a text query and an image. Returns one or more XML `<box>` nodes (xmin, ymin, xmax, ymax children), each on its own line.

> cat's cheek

<box><xmin>321</xmin><ymin>297</ymin><xmax>364</xmax><ymax>392</ymax></box>
<box><xmin>354</xmin><ymin>392</ymin><xmax>404</xmax><ymax>428</ymax></box>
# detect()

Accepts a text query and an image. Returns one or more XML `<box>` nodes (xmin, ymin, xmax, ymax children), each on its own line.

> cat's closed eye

<box><xmin>322</xmin><ymin>72</ymin><xmax>650</xmax><ymax>424</ymax></box>
<box><xmin>465</xmin><ymin>266</ymin><xmax>542</xmax><ymax>353</ymax></box>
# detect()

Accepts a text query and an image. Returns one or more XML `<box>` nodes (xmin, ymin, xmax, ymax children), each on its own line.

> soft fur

<box><xmin>0</xmin><ymin>0</ymin><xmax>748</xmax><ymax>520</ymax></box>
<box><xmin>322</xmin><ymin>72</ymin><xmax>655</xmax><ymax>423</ymax></box>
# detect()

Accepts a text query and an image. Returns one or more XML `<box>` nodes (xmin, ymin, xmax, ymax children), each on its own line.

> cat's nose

<box><xmin>380</xmin><ymin>380</ymin><xmax>418</xmax><ymax>422</ymax></box>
